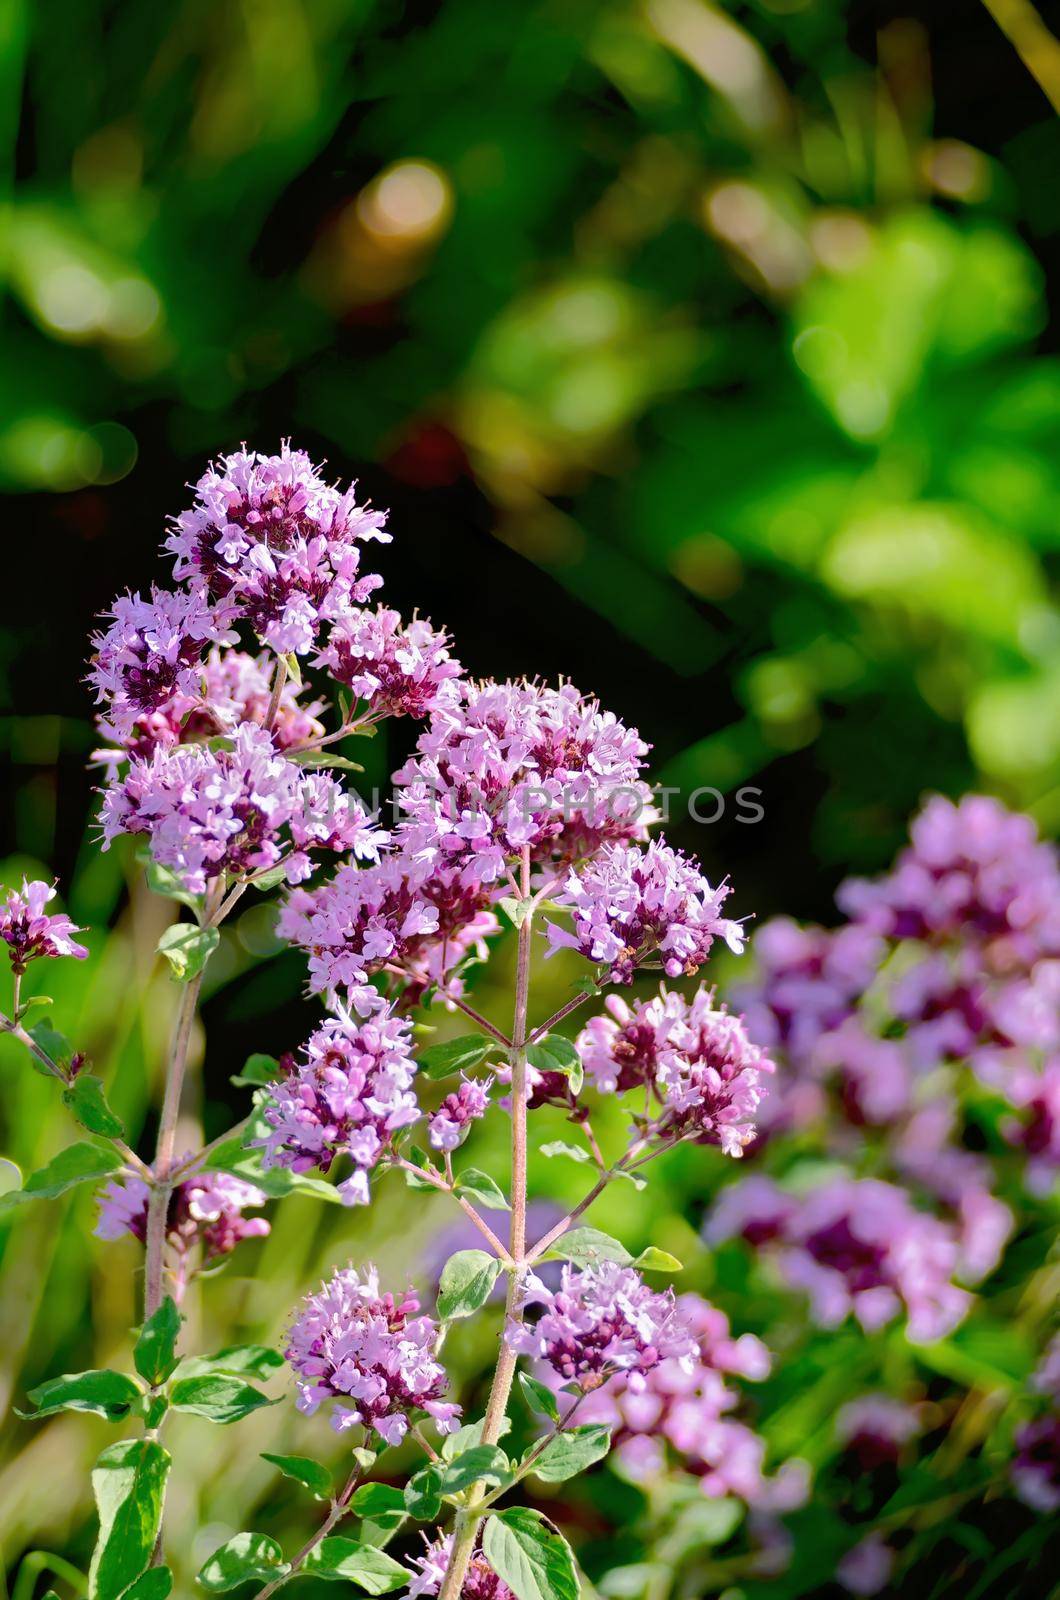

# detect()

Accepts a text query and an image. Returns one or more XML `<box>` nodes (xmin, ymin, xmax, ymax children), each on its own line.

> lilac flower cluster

<box><xmin>394</xmin><ymin>679</ymin><xmax>654</xmax><ymax>886</ymax></box>
<box><xmin>707</xmin><ymin>1175</ymin><xmax>970</xmax><ymax>1342</ymax></box>
<box><xmin>428</xmin><ymin>1076</ymin><xmax>492</xmax><ymax>1152</ymax></box>
<box><xmin>510</xmin><ymin>1261</ymin><xmax>697</xmax><ymax>1392</ymax></box>
<box><xmin>100</xmin><ymin>723</ymin><xmax>385</xmax><ymax>895</ymax></box>
<box><xmin>165</xmin><ymin>444</ymin><xmax>389</xmax><ymax>656</ymax></box>
<box><xmin>95</xmin><ymin>1167</ymin><xmax>269</xmax><ymax>1297</ymax></box>
<box><xmin>577</xmin><ymin>987</ymin><xmax>773</xmax><ymax>1154</ymax></box>
<box><xmin>88</xmin><ymin>588</ymin><xmax>238</xmax><ymax>741</ymax></box>
<box><xmin>547</xmin><ymin>840</ymin><xmax>745</xmax><ymax>985</ymax></box>
<box><xmin>0</xmin><ymin>880</ymin><xmax>88</xmax><ymax>972</ymax></box>
<box><xmin>284</xmin><ymin>1264</ymin><xmax>459</xmax><ymax>1443</ymax></box>
<box><xmin>279</xmin><ymin>852</ymin><xmax>497</xmax><ymax>1013</ymax></box>
<box><xmin>315</xmin><ymin>606</ymin><xmax>462</xmax><ymax>721</ymax></box>
<box><xmin>574</xmin><ymin>1292</ymin><xmax>808</xmax><ymax>1509</ymax></box>
<box><xmin>408</xmin><ymin>1536</ymin><xmax>512</xmax><ymax>1600</ymax></box>
<box><xmin>837</xmin><ymin>793</ymin><xmax>1060</xmax><ymax>963</ymax></box>
<box><xmin>94</xmin><ymin>646</ymin><xmax>324</xmax><ymax>768</ymax></box>
<box><xmin>256</xmin><ymin>1006</ymin><xmax>419</xmax><ymax>1205</ymax></box>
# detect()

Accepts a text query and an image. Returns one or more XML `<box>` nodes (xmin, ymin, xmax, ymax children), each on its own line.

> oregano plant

<box><xmin>0</xmin><ymin>444</ymin><xmax>774</xmax><ymax>1600</ymax></box>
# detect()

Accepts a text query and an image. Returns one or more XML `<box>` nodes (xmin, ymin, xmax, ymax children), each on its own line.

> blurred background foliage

<box><xmin>1</xmin><ymin>0</ymin><xmax>1059</xmax><ymax>1596</ymax></box>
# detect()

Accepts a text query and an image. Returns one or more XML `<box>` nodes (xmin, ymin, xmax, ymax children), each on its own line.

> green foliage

<box><xmin>88</xmin><ymin>1440</ymin><xmax>170</xmax><ymax>1600</ymax></box>
<box><xmin>168</xmin><ymin>1375</ymin><xmax>276</xmax><ymax>1425</ymax></box>
<box><xmin>527</xmin><ymin>1426</ymin><xmax>611</xmax><ymax>1484</ymax></box>
<box><xmin>261</xmin><ymin>1453</ymin><xmax>333</xmax><ymax>1500</ymax></box>
<box><xmin>519</xmin><ymin>1373</ymin><xmax>560</xmax><ymax>1424</ymax></box>
<box><xmin>526</xmin><ymin>1036</ymin><xmax>582</xmax><ymax>1095</ymax></box>
<box><xmin>403</xmin><ymin>1465</ymin><xmax>444</xmax><ymax>1521</ymax></box>
<box><xmin>302</xmin><ymin>1539</ymin><xmax>407</xmax><ymax>1591</ymax></box>
<box><xmin>440</xmin><ymin>1444</ymin><xmax>510</xmax><ymax>1495</ymax></box>
<box><xmin>437</xmin><ymin>1249</ymin><xmax>503</xmax><ymax>1319</ymax></box>
<box><xmin>133</xmin><ymin>1298</ymin><xmax>181</xmax><ymax>1386</ymax></box>
<box><xmin>62</xmin><ymin>1075</ymin><xmax>124</xmax><ymax>1140</ymax></box>
<box><xmin>453</xmin><ymin>1168</ymin><xmax>509</xmax><ymax>1210</ymax></box>
<box><xmin>230</xmin><ymin>1053</ymin><xmax>280</xmax><ymax>1089</ymax></box>
<box><xmin>541</xmin><ymin>1228</ymin><xmax>631</xmax><ymax>1267</ymax></box>
<box><xmin>198</xmin><ymin>1534</ymin><xmax>289</xmax><ymax>1592</ymax></box>
<box><xmin>176</xmin><ymin>1346</ymin><xmax>283</xmax><ymax>1382</ymax></box>
<box><xmin>482</xmin><ymin>1508</ymin><xmax>580</xmax><ymax>1600</ymax></box>
<box><xmin>417</xmin><ymin>1035</ymin><xmax>496</xmax><ymax>1080</ymax></box>
<box><xmin>22</xmin><ymin>1369</ymin><xmax>142</xmax><ymax>1422</ymax></box>
<box><xmin>0</xmin><ymin>1141</ymin><xmax>122</xmax><ymax>1211</ymax></box>
<box><xmin>156</xmin><ymin>924</ymin><xmax>220</xmax><ymax>982</ymax></box>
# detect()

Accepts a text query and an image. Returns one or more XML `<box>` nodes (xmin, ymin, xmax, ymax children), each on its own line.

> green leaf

<box><xmin>610</xmin><ymin>1169</ymin><xmax>646</xmax><ymax>1192</ymax></box>
<box><xmin>169</xmin><ymin>1375</ymin><xmax>276</xmax><ymax>1424</ymax></box>
<box><xmin>18</xmin><ymin>993</ymin><xmax>53</xmax><ymax>1012</ymax></box>
<box><xmin>176</xmin><ymin>1345</ymin><xmax>283</xmax><ymax>1382</ymax></box>
<box><xmin>441</xmin><ymin>1414</ymin><xmax>512</xmax><ymax>1462</ymax></box>
<box><xmin>156</xmin><ymin>923</ymin><xmax>220</xmax><ymax>982</ymax></box>
<box><xmin>141</xmin><ymin>853</ymin><xmax>204</xmax><ymax>915</ymax></box>
<box><xmin>23</xmin><ymin>1368</ymin><xmax>142</xmax><ymax>1422</ymax></box>
<box><xmin>519</xmin><ymin>1373</ymin><xmax>560</xmax><ymax>1423</ymax></box>
<box><xmin>453</xmin><ymin>1168</ymin><xmax>509</xmax><ymax>1210</ymax></box>
<box><xmin>632</xmin><ymin>1247</ymin><xmax>683</xmax><ymax>1273</ymax></box>
<box><xmin>440</xmin><ymin>1445</ymin><xmax>510</xmax><ymax>1496</ymax></box>
<box><xmin>401</xmin><ymin>1146</ymin><xmax>438</xmax><ymax>1190</ymax></box>
<box><xmin>539</xmin><ymin>1141</ymin><xmax>592</xmax><ymax>1165</ymax></box>
<box><xmin>122</xmin><ymin>1570</ymin><xmax>173</xmax><ymax>1600</ymax></box>
<box><xmin>350</xmin><ymin>1482</ymin><xmax>405</xmax><ymax>1521</ymax></box>
<box><xmin>303</xmin><ymin>1538</ymin><xmax>408</xmax><ymax>1592</ymax></box>
<box><xmin>230</xmin><ymin>1053</ymin><xmax>280</xmax><ymax>1089</ymax></box>
<box><xmin>530</xmin><ymin>1425</ymin><xmax>611</xmax><ymax>1483</ymax></box>
<box><xmin>208</xmin><ymin>1139</ymin><xmax>343</xmax><ymax>1204</ymax></box>
<box><xmin>198</xmin><ymin>1534</ymin><xmax>289</xmax><ymax>1592</ymax></box>
<box><xmin>0</xmin><ymin>1141</ymin><xmax>122</xmax><ymax>1213</ymax></box>
<box><xmin>542</xmin><ymin>1227</ymin><xmax>631</xmax><ymax>1267</ymax></box>
<box><xmin>261</xmin><ymin>1453</ymin><xmax>333</xmax><ymax>1500</ymax></box>
<box><xmin>404</xmin><ymin>1464</ymin><xmax>443</xmax><ymax>1521</ymax></box>
<box><xmin>134</xmin><ymin>1298</ymin><xmax>182</xmax><ymax>1386</ymax></box>
<box><xmin>437</xmin><ymin>1249</ymin><xmax>502</xmax><ymax>1319</ymax></box>
<box><xmin>351</xmin><ymin>1446</ymin><xmax>378</xmax><ymax>1473</ymax></box>
<box><xmin>482</xmin><ymin>1507</ymin><xmax>579</xmax><ymax>1600</ymax></box>
<box><xmin>499</xmin><ymin>896</ymin><xmax>533</xmax><ymax>928</ymax></box>
<box><xmin>526</xmin><ymin>1037</ymin><xmax>582</xmax><ymax>1095</ymax></box>
<box><xmin>248</xmin><ymin>864</ymin><xmax>289</xmax><ymax>893</ymax></box>
<box><xmin>28</xmin><ymin>1019</ymin><xmax>76</xmax><ymax>1074</ymax></box>
<box><xmin>417</xmin><ymin>1034</ymin><xmax>495</xmax><ymax>1080</ymax></box>
<box><xmin>62</xmin><ymin>1075</ymin><xmax>125</xmax><ymax>1140</ymax></box>
<box><xmin>294</xmin><ymin>751</ymin><xmax>365</xmax><ymax>772</ymax></box>
<box><xmin>88</xmin><ymin>1439</ymin><xmax>171</xmax><ymax>1600</ymax></box>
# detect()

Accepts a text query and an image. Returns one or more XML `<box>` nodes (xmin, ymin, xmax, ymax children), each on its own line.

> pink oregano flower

<box><xmin>285</xmin><ymin>1263</ymin><xmax>460</xmax><ymax>1443</ymax></box>
<box><xmin>547</xmin><ymin>839</ymin><xmax>745</xmax><ymax>985</ymax></box>
<box><xmin>0</xmin><ymin>880</ymin><xmax>88</xmax><ymax>972</ymax></box>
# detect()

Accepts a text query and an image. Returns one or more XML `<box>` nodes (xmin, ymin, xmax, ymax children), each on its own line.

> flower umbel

<box><xmin>510</xmin><ymin>1261</ymin><xmax>697</xmax><ymax>1392</ymax></box>
<box><xmin>547</xmin><ymin>839</ymin><xmax>744</xmax><ymax>985</ymax></box>
<box><xmin>285</xmin><ymin>1263</ymin><xmax>459</xmax><ymax>1443</ymax></box>
<box><xmin>257</xmin><ymin>1006</ymin><xmax>420</xmax><ymax>1205</ymax></box>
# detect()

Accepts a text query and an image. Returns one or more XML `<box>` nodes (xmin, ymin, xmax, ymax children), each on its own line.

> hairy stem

<box><xmin>143</xmin><ymin>966</ymin><xmax>205</xmax><ymax>1319</ymax></box>
<box><xmin>263</xmin><ymin>655</ymin><xmax>289</xmax><ymax>732</ymax></box>
<box><xmin>144</xmin><ymin>879</ymin><xmax>224</xmax><ymax>1319</ymax></box>
<box><xmin>526</xmin><ymin>990</ymin><xmax>590</xmax><ymax>1045</ymax></box>
<box><xmin>437</xmin><ymin>847</ymin><xmax>533</xmax><ymax>1600</ymax></box>
<box><xmin>445</xmin><ymin>994</ymin><xmax>513</xmax><ymax>1049</ymax></box>
<box><xmin>253</xmin><ymin>1465</ymin><xmax>363</xmax><ymax>1600</ymax></box>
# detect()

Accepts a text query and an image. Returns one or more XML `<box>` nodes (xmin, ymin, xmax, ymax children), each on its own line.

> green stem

<box><xmin>436</xmin><ymin>847</ymin><xmax>534</xmax><ymax>1600</ymax></box>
